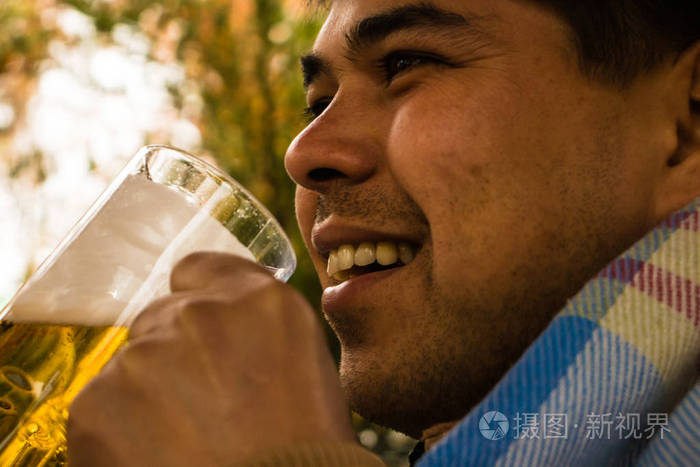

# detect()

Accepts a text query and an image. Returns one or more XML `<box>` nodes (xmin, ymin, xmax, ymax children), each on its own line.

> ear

<box><xmin>653</xmin><ymin>41</ymin><xmax>700</xmax><ymax>220</ymax></box>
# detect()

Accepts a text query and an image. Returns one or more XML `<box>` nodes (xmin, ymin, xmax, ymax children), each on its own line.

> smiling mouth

<box><xmin>326</xmin><ymin>241</ymin><xmax>418</xmax><ymax>283</ymax></box>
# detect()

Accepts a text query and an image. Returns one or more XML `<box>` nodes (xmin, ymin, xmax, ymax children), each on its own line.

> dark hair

<box><xmin>310</xmin><ymin>1</ymin><xmax>700</xmax><ymax>87</ymax></box>
<box><xmin>523</xmin><ymin>0</ymin><xmax>700</xmax><ymax>86</ymax></box>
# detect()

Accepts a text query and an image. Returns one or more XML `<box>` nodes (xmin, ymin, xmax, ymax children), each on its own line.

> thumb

<box><xmin>169</xmin><ymin>251</ymin><xmax>275</xmax><ymax>293</ymax></box>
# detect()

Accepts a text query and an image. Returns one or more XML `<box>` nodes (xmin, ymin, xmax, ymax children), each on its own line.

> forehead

<box><xmin>316</xmin><ymin>0</ymin><xmax>498</xmax><ymax>41</ymax></box>
<box><xmin>314</xmin><ymin>0</ymin><xmax>572</xmax><ymax>50</ymax></box>
<box><xmin>308</xmin><ymin>0</ymin><xmax>577</xmax><ymax>79</ymax></box>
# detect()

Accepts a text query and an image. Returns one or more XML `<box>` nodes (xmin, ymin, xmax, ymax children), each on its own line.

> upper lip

<box><xmin>311</xmin><ymin>219</ymin><xmax>424</xmax><ymax>260</ymax></box>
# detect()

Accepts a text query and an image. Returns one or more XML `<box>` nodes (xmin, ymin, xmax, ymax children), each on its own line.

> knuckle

<box><xmin>280</xmin><ymin>284</ymin><xmax>314</xmax><ymax>316</ymax></box>
<box><xmin>170</xmin><ymin>251</ymin><xmax>272</xmax><ymax>293</ymax></box>
<box><xmin>131</xmin><ymin>292</ymin><xmax>228</xmax><ymax>340</ymax></box>
<box><xmin>287</xmin><ymin>294</ymin><xmax>324</xmax><ymax>340</ymax></box>
<box><xmin>262</xmin><ymin>278</ymin><xmax>291</xmax><ymax>296</ymax></box>
<box><xmin>129</xmin><ymin>295</ymin><xmax>176</xmax><ymax>337</ymax></box>
<box><xmin>127</xmin><ymin>333</ymin><xmax>181</xmax><ymax>362</ymax></box>
<box><xmin>172</xmin><ymin>298</ymin><xmax>205</xmax><ymax>328</ymax></box>
<box><xmin>172</xmin><ymin>251</ymin><xmax>217</xmax><ymax>273</ymax></box>
<box><xmin>252</xmin><ymin>280</ymin><xmax>292</xmax><ymax>309</ymax></box>
<box><xmin>101</xmin><ymin>336</ymin><xmax>177</xmax><ymax>390</ymax></box>
<box><xmin>258</xmin><ymin>282</ymin><xmax>318</xmax><ymax>330</ymax></box>
<box><xmin>69</xmin><ymin>365</ymin><xmax>115</xmax><ymax>423</ymax></box>
<box><xmin>173</xmin><ymin>294</ymin><xmax>226</xmax><ymax>323</ymax></box>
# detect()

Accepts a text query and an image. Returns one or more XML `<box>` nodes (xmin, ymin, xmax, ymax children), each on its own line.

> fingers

<box><xmin>128</xmin><ymin>294</ymin><xmax>182</xmax><ymax>339</ymax></box>
<box><xmin>170</xmin><ymin>251</ymin><xmax>274</xmax><ymax>293</ymax></box>
<box><xmin>130</xmin><ymin>252</ymin><xmax>277</xmax><ymax>339</ymax></box>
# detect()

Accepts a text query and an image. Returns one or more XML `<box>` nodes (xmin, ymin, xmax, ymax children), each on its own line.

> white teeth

<box><xmin>398</xmin><ymin>242</ymin><xmax>414</xmax><ymax>265</ymax></box>
<box><xmin>332</xmin><ymin>270</ymin><xmax>350</xmax><ymax>281</ymax></box>
<box><xmin>327</xmin><ymin>250</ymin><xmax>339</xmax><ymax>276</ymax></box>
<box><xmin>337</xmin><ymin>244</ymin><xmax>355</xmax><ymax>270</ymax></box>
<box><xmin>354</xmin><ymin>242</ymin><xmax>376</xmax><ymax>266</ymax></box>
<box><xmin>376</xmin><ymin>241</ymin><xmax>398</xmax><ymax>266</ymax></box>
<box><xmin>326</xmin><ymin>241</ymin><xmax>417</xmax><ymax>280</ymax></box>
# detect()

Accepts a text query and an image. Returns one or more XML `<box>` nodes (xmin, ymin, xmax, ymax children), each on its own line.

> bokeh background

<box><xmin>0</xmin><ymin>0</ymin><xmax>415</xmax><ymax>464</ymax></box>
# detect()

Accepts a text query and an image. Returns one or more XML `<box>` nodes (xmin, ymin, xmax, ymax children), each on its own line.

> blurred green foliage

<box><xmin>0</xmin><ymin>0</ymin><xmax>52</xmax><ymax>73</ymax></box>
<box><xmin>0</xmin><ymin>0</ymin><xmax>327</xmax><ymax>345</ymax></box>
<box><xmin>59</xmin><ymin>0</ymin><xmax>326</xmax><ymax>339</ymax></box>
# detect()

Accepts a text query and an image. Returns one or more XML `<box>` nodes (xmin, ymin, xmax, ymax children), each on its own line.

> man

<box><xmin>67</xmin><ymin>0</ymin><xmax>700</xmax><ymax>465</ymax></box>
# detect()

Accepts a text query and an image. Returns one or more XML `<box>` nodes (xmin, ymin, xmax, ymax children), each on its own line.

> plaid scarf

<box><xmin>418</xmin><ymin>198</ymin><xmax>699</xmax><ymax>466</ymax></box>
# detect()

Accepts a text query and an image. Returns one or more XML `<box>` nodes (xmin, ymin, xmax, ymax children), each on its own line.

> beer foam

<box><xmin>6</xmin><ymin>174</ymin><xmax>256</xmax><ymax>326</ymax></box>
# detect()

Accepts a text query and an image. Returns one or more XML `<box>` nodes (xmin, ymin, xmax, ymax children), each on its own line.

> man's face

<box><xmin>285</xmin><ymin>0</ymin><xmax>663</xmax><ymax>436</ymax></box>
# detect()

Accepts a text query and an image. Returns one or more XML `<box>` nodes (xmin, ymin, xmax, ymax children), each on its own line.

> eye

<box><xmin>303</xmin><ymin>98</ymin><xmax>332</xmax><ymax>122</ymax></box>
<box><xmin>379</xmin><ymin>50</ymin><xmax>446</xmax><ymax>84</ymax></box>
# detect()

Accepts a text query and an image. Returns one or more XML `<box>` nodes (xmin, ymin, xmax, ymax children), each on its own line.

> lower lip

<box><xmin>322</xmin><ymin>266</ymin><xmax>403</xmax><ymax>315</ymax></box>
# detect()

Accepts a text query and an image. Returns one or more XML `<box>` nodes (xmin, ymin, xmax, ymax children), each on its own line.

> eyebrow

<box><xmin>301</xmin><ymin>2</ymin><xmax>486</xmax><ymax>89</ymax></box>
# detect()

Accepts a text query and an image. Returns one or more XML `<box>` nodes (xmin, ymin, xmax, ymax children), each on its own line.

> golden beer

<box><xmin>0</xmin><ymin>321</ymin><xmax>127</xmax><ymax>466</ymax></box>
<box><xmin>0</xmin><ymin>146</ymin><xmax>295</xmax><ymax>465</ymax></box>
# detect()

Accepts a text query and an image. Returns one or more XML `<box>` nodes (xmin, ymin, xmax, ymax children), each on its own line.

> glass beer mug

<box><xmin>0</xmin><ymin>145</ymin><xmax>296</xmax><ymax>466</ymax></box>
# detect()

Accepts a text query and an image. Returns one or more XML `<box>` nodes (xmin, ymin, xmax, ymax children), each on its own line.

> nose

<box><xmin>284</xmin><ymin>98</ymin><xmax>379</xmax><ymax>194</ymax></box>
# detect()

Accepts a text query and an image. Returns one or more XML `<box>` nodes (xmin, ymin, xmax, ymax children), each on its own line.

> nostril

<box><xmin>308</xmin><ymin>167</ymin><xmax>346</xmax><ymax>182</ymax></box>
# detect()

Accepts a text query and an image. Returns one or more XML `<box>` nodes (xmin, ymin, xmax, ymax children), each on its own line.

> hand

<box><xmin>67</xmin><ymin>252</ymin><xmax>356</xmax><ymax>466</ymax></box>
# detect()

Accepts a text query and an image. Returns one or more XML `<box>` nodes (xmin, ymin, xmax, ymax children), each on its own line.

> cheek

<box><xmin>387</xmin><ymin>91</ymin><xmax>515</xmax><ymax>244</ymax></box>
<box><xmin>389</xmin><ymin>108</ymin><xmax>473</xmax><ymax>208</ymax></box>
<box><xmin>294</xmin><ymin>188</ymin><xmax>317</xmax><ymax>247</ymax></box>
<box><xmin>384</xmin><ymin>82</ymin><xmax>578</xmax><ymax>289</ymax></box>
<box><xmin>386</xmin><ymin>77</ymin><xmax>526</xmax><ymax>212</ymax></box>
<box><xmin>295</xmin><ymin>187</ymin><xmax>331</xmax><ymax>279</ymax></box>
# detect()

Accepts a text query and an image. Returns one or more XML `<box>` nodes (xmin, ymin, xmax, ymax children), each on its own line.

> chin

<box><xmin>337</xmin><ymin>339</ymin><xmax>482</xmax><ymax>439</ymax></box>
<box><xmin>339</xmin><ymin>357</ymin><xmax>424</xmax><ymax>438</ymax></box>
